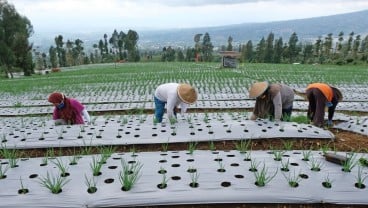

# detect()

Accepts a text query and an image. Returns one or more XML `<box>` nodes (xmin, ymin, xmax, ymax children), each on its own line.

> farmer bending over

<box><xmin>48</xmin><ymin>92</ymin><xmax>90</xmax><ymax>125</ymax></box>
<box><xmin>306</xmin><ymin>83</ymin><xmax>343</xmax><ymax>127</ymax></box>
<box><xmin>249</xmin><ymin>81</ymin><xmax>295</xmax><ymax>122</ymax></box>
<box><xmin>154</xmin><ymin>83</ymin><xmax>198</xmax><ymax>123</ymax></box>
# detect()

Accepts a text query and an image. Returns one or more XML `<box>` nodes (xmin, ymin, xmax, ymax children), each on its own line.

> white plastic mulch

<box><xmin>0</xmin><ymin>113</ymin><xmax>334</xmax><ymax>149</ymax></box>
<box><xmin>0</xmin><ymin>150</ymin><xmax>367</xmax><ymax>207</ymax></box>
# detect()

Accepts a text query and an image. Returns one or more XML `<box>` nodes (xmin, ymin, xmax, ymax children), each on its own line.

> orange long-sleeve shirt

<box><xmin>306</xmin><ymin>83</ymin><xmax>333</xmax><ymax>101</ymax></box>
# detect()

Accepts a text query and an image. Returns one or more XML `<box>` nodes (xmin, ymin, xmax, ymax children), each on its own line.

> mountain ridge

<box><xmin>31</xmin><ymin>9</ymin><xmax>368</xmax><ymax>52</ymax></box>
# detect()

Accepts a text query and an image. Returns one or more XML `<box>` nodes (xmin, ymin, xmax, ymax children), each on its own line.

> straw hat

<box><xmin>249</xmin><ymin>81</ymin><xmax>269</xmax><ymax>98</ymax></box>
<box><xmin>331</xmin><ymin>87</ymin><xmax>343</xmax><ymax>102</ymax></box>
<box><xmin>177</xmin><ymin>84</ymin><xmax>197</xmax><ymax>104</ymax></box>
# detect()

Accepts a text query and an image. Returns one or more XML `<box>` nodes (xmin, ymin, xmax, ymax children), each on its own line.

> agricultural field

<box><xmin>0</xmin><ymin>62</ymin><xmax>368</xmax><ymax>208</ymax></box>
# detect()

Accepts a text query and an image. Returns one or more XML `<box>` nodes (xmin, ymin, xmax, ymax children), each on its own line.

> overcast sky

<box><xmin>7</xmin><ymin>0</ymin><xmax>368</xmax><ymax>34</ymax></box>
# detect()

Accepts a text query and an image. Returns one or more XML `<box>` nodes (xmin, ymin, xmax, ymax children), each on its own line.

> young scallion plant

<box><xmin>342</xmin><ymin>153</ymin><xmax>358</xmax><ymax>172</ymax></box>
<box><xmin>161</xmin><ymin>140</ymin><xmax>169</xmax><ymax>152</ymax></box>
<box><xmin>51</xmin><ymin>158</ymin><xmax>70</xmax><ymax>177</ymax></box>
<box><xmin>187</xmin><ymin>141</ymin><xmax>198</xmax><ymax>155</ymax></box>
<box><xmin>235</xmin><ymin>139</ymin><xmax>251</xmax><ymax>154</ymax></box>
<box><xmin>249</xmin><ymin>159</ymin><xmax>260</xmax><ymax>172</ymax></box>
<box><xmin>253</xmin><ymin>163</ymin><xmax>278</xmax><ymax>187</ymax></box>
<box><xmin>272</xmin><ymin>149</ymin><xmax>285</xmax><ymax>161</ymax></box>
<box><xmin>157</xmin><ymin>173</ymin><xmax>169</xmax><ymax>189</ymax></box>
<box><xmin>39</xmin><ymin>171</ymin><xmax>70</xmax><ymax>194</ymax></box>
<box><xmin>283</xmin><ymin>170</ymin><xmax>302</xmax><ymax>188</ymax></box>
<box><xmin>322</xmin><ymin>173</ymin><xmax>333</xmax><ymax>188</ymax></box>
<box><xmin>84</xmin><ymin>174</ymin><xmax>98</xmax><ymax>194</ymax></box>
<box><xmin>309</xmin><ymin>157</ymin><xmax>324</xmax><ymax>171</ymax></box>
<box><xmin>0</xmin><ymin>144</ymin><xmax>19</xmax><ymax>168</ymax></box>
<box><xmin>354</xmin><ymin>166</ymin><xmax>368</xmax><ymax>189</ymax></box>
<box><xmin>280</xmin><ymin>158</ymin><xmax>290</xmax><ymax>172</ymax></box>
<box><xmin>18</xmin><ymin>176</ymin><xmax>29</xmax><ymax>194</ymax></box>
<box><xmin>282</xmin><ymin>140</ymin><xmax>294</xmax><ymax>151</ymax></box>
<box><xmin>302</xmin><ymin>149</ymin><xmax>313</xmax><ymax>161</ymax></box>
<box><xmin>208</xmin><ymin>140</ymin><xmax>216</xmax><ymax>151</ymax></box>
<box><xmin>119</xmin><ymin>159</ymin><xmax>143</xmax><ymax>191</ymax></box>
<box><xmin>189</xmin><ymin>171</ymin><xmax>200</xmax><ymax>188</ymax></box>
<box><xmin>90</xmin><ymin>156</ymin><xmax>103</xmax><ymax>176</ymax></box>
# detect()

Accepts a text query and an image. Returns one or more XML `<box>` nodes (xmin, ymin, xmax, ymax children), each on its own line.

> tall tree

<box><xmin>264</xmin><ymin>32</ymin><xmax>274</xmax><ymax>63</ymax></box>
<box><xmin>202</xmin><ymin>32</ymin><xmax>213</xmax><ymax>62</ymax></box>
<box><xmin>103</xmin><ymin>33</ymin><xmax>109</xmax><ymax>55</ymax></box>
<box><xmin>360</xmin><ymin>35</ymin><xmax>368</xmax><ymax>62</ymax></box>
<box><xmin>287</xmin><ymin>32</ymin><xmax>299</xmax><ymax>63</ymax></box>
<box><xmin>273</xmin><ymin>37</ymin><xmax>283</xmax><ymax>63</ymax></box>
<box><xmin>241</xmin><ymin>40</ymin><xmax>254</xmax><ymax>63</ymax></box>
<box><xmin>118</xmin><ymin>31</ymin><xmax>126</xmax><ymax>60</ymax></box>
<box><xmin>314</xmin><ymin>36</ymin><xmax>322</xmax><ymax>63</ymax></box>
<box><xmin>0</xmin><ymin>0</ymin><xmax>34</xmax><ymax>77</ymax></box>
<box><xmin>352</xmin><ymin>35</ymin><xmax>361</xmax><ymax>59</ymax></box>
<box><xmin>49</xmin><ymin>46</ymin><xmax>57</xmax><ymax>68</ymax></box>
<box><xmin>345</xmin><ymin>32</ymin><xmax>355</xmax><ymax>57</ymax></box>
<box><xmin>54</xmin><ymin>35</ymin><xmax>65</xmax><ymax>67</ymax></box>
<box><xmin>125</xmin><ymin>30</ymin><xmax>139</xmax><ymax>62</ymax></box>
<box><xmin>323</xmin><ymin>33</ymin><xmax>333</xmax><ymax>62</ymax></box>
<box><xmin>302</xmin><ymin>42</ymin><xmax>314</xmax><ymax>64</ymax></box>
<box><xmin>226</xmin><ymin>36</ymin><xmax>233</xmax><ymax>51</ymax></box>
<box><xmin>255</xmin><ymin>37</ymin><xmax>266</xmax><ymax>63</ymax></box>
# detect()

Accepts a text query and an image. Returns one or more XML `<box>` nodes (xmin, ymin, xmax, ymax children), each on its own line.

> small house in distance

<box><xmin>219</xmin><ymin>51</ymin><xmax>241</xmax><ymax>68</ymax></box>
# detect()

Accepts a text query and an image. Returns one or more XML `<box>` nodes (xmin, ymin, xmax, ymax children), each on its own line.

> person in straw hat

<box><xmin>249</xmin><ymin>81</ymin><xmax>294</xmax><ymax>122</ymax></box>
<box><xmin>306</xmin><ymin>83</ymin><xmax>343</xmax><ymax>127</ymax></box>
<box><xmin>154</xmin><ymin>83</ymin><xmax>198</xmax><ymax>123</ymax></box>
<box><xmin>48</xmin><ymin>92</ymin><xmax>90</xmax><ymax>125</ymax></box>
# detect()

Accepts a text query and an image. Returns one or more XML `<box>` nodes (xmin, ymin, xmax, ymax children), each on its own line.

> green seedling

<box><xmin>51</xmin><ymin>158</ymin><xmax>69</xmax><ymax>177</ymax></box>
<box><xmin>302</xmin><ymin>150</ymin><xmax>312</xmax><ymax>161</ymax></box>
<box><xmin>342</xmin><ymin>153</ymin><xmax>358</xmax><ymax>172</ymax></box>
<box><xmin>281</xmin><ymin>158</ymin><xmax>290</xmax><ymax>172</ymax></box>
<box><xmin>254</xmin><ymin>163</ymin><xmax>278</xmax><ymax>187</ymax></box>
<box><xmin>235</xmin><ymin>139</ymin><xmax>251</xmax><ymax>153</ymax></box>
<box><xmin>208</xmin><ymin>140</ymin><xmax>216</xmax><ymax>151</ymax></box>
<box><xmin>322</xmin><ymin>173</ymin><xmax>333</xmax><ymax>188</ymax></box>
<box><xmin>119</xmin><ymin>159</ymin><xmax>143</xmax><ymax>191</ymax></box>
<box><xmin>39</xmin><ymin>172</ymin><xmax>70</xmax><ymax>194</ymax></box>
<box><xmin>282</xmin><ymin>140</ymin><xmax>294</xmax><ymax>151</ymax></box>
<box><xmin>355</xmin><ymin>166</ymin><xmax>368</xmax><ymax>189</ymax></box>
<box><xmin>187</xmin><ymin>141</ymin><xmax>198</xmax><ymax>155</ymax></box>
<box><xmin>84</xmin><ymin>174</ymin><xmax>97</xmax><ymax>193</ymax></box>
<box><xmin>90</xmin><ymin>156</ymin><xmax>103</xmax><ymax>176</ymax></box>
<box><xmin>309</xmin><ymin>157</ymin><xmax>324</xmax><ymax>171</ymax></box>
<box><xmin>283</xmin><ymin>170</ymin><xmax>302</xmax><ymax>187</ymax></box>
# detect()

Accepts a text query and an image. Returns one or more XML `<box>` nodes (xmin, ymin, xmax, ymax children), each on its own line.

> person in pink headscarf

<box><xmin>48</xmin><ymin>92</ymin><xmax>90</xmax><ymax>125</ymax></box>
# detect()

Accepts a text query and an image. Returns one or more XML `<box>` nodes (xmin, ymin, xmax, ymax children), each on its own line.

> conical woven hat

<box><xmin>177</xmin><ymin>84</ymin><xmax>198</xmax><ymax>104</ymax></box>
<box><xmin>331</xmin><ymin>87</ymin><xmax>343</xmax><ymax>102</ymax></box>
<box><xmin>249</xmin><ymin>81</ymin><xmax>269</xmax><ymax>98</ymax></box>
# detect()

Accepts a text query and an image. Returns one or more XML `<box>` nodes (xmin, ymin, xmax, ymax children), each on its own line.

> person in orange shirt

<box><xmin>305</xmin><ymin>83</ymin><xmax>343</xmax><ymax>127</ymax></box>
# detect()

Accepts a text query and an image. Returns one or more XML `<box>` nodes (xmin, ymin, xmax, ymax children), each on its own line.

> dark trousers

<box><xmin>306</xmin><ymin>88</ymin><xmax>326</xmax><ymax>127</ymax></box>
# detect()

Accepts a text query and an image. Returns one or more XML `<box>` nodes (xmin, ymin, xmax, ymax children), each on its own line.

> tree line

<box><xmin>240</xmin><ymin>31</ymin><xmax>368</xmax><ymax>65</ymax></box>
<box><xmin>1</xmin><ymin>0</ymin><xmax>368</xmax><ymax>78</ymax></box>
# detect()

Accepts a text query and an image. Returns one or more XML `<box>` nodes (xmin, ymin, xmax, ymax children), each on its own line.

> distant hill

<box><xmin>31</xmin><ymin>9</ymin><xmax>368</xmax><ymax>52</ymax></box>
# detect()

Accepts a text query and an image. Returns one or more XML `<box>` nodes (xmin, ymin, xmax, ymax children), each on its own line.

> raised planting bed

<box><xmin>0</xmin><ymin>113</ymin><xmax>334</xmax><ymax>149</ymax></box>
<box><xmin>0</xmin><ymin>150</ymin><xmax>367</xmax><ymax>207</ymax></box>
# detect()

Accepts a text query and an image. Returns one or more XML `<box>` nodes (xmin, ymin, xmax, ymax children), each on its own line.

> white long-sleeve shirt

<box><xmin>154</xmin><ymin>83</ymin><xmax>188</xmax><ymax>119</ymax></box>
